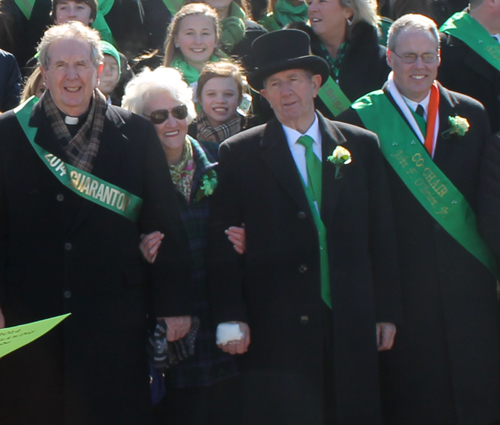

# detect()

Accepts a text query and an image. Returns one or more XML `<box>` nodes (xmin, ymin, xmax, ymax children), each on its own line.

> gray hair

<box><xmin>38</xmin><ymin>21</ymin><xmax>103</xmax><ymax>70</ymax></box>
<box><xmin>341</xmin><ymin>0</ymin><xmax>379</xmax><ymax>38</ymax></box>
<box><xmin>121</xmin><ymin>67</ymin><xmax>197</xmax><ymax>125</ymax></box>
<box><xmin>387</xmin><ymin>14</ymin><xmax>440</xmax><ymax>52</ymax></box>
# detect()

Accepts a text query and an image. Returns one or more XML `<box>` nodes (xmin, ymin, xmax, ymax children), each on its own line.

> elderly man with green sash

<box><xmin>339</xmin><ymin>13</ymin><xmax>500</xmax><ymax>425</ymax></box>
<box><xmin>439</xmin><ymin>0</ymin><xmax>500</xmax><ymax>132</ymax></box>
<box><xmin>0</xmin><ymin>22</ymin><xmax>193</xmax><ymax>425</ymax></box>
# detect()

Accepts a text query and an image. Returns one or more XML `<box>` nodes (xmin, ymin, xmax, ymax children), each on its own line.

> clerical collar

<box><xmin>65</xmin><ymin>116</ymin><xmax>79</xmax><ymax>125</ymax></box>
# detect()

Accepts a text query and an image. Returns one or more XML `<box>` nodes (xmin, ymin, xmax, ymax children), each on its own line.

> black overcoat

<box><xmin>207</xmin><ymin>112</ymin><xmax>401</xmax><ymax>425</ymax></box>
<box><xmin>439</xmin><ymin>32</ymin><xmax>500</xmax><ymax>133</ymax></box>
<box><xmin>339</xmin><ymin>85</ymin><xmax>500</xmax><ymax>425</ymax></box>
<box><xmin>0</xmin><ymin>101</ymin><xmax>193</xmax><ymax>425</ymax></box>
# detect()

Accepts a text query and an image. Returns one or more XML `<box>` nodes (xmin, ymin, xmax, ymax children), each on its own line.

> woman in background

<box><xmin>259</xmin><ymin>0</ymin><xmax>308</xmax><ymax>32</ymax></box>
<box><xmin>287</xmin><ymin>0</ymin><xmax>389</xmax><ymax>118</ymax></box>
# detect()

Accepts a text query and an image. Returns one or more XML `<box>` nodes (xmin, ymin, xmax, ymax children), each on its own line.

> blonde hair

<box><xmin>21</xmin><ymin>67</ymin><xmax>44</xmax><ymax>103</ymax></box>
<box><xmin>162</xmin><ymin>3</ymin><xmax>220</xmax><ymax>67</ymax></box>
<box><xmin>121</xmin><ymin>66</ymin><xmax>196</xmax><ymax>125</ymax></box>
<box><xmin>341</xmin><ymin>0</ymin><xmax>379</xmax><ymax>38</ymax></box>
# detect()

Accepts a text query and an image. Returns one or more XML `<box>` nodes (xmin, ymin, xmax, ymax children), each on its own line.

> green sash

<box><xmin>352</xmin><ymin>90</ymin><xmax>497</xmax><ymax>277</ymax></box>
<box><xmin>299</xmin><ymin>176</ymin><xmax>332</xmax><ymax>308</ymax></box>
<box><xmin>440</xmin><ymin>12</ymin><xmax>500</xmax><ymax>73</ymax></box>
<box><xmin>318</xmin><ymin>76</ymin><xmax>351</xmax><ymax>117</ymax></box>
<box><xmin>15</xmin><ymin>0</ymin><xmax>35</xmax><ymax>20</ymax></box>
<box><xmin>14</xmin><ymin>97</ymin><xmax>143</xmax><ymax>222</ymax></box>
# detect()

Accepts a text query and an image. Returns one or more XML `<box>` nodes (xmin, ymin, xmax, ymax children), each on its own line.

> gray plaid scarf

<box><xmin>42</xmin><ymin>89</ymin><xmax>107</xmax><ymax>172</ymax></box>
<box><xmin>196</xmin><ymin>109</ymin><xmax>241</xmax><ymax>144</ymax></box>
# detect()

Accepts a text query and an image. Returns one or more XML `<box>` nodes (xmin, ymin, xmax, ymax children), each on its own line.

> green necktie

<box><xmin>297</xmin><ymin>135</ymin><xmax>322</xmax><ymax>213</ymax></box>
<box><xmin>411</xmin><ymin>104</ymin><xmax>426</xmax><ymax>136</ymax></box>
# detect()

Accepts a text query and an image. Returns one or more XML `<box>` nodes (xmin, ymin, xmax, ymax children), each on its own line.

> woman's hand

<box><xmin>226</xmin><ymin>225</ymin><xmax>246</xmax><ymax>254</ymax></box>
<box><xmin>139</xmin><ymin>231</ymin><xmax>164</xmax><ymax>264</ymax></box>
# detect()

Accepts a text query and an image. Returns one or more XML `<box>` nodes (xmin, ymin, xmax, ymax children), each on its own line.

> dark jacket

<box><xmin>287</xmin><ymin>21</ymin><xmax>390</xmax><ymax>118</ymax></box>
<box><xmin>439</xmin><ymin>31</ymin><xmax>500</xmax><ymax>133</ymax></box>
<box><xmin>338</xmin><ymin>85</ymin><xmax>500</xmax><ymax>425</ymax></box>
<box><xmin>208</xmin><ymin>112</ymin><xmax>401</xmax><ymax>425</ymax></box>
<box><xmin>0</xmin><ymin>48</ymin><xmax>22</xmax><ymax>112</ymax></box>
<box><xmin>0</xmin><ymin>99</ymin><xmax>192</xmax><ymax>425</ymax></box>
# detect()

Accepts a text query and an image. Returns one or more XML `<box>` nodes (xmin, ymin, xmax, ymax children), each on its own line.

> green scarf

<box><xmin>259</xmin><ymin>0</ymin><xmax>308</xmax><ymax>32</ymax></box>
<box><xmin>440</xmin><ymin>12</ymin><xmax>500</xmax><ymax>73</ymax></box>
<box><xmin>170</xmin><ymin>54</ymin><xmax>219</xmax><ymax>85</ymax></box>
<box><xmin>92</xmin><ymin>0</ymin><xmax>115</xmax><ymax>45</ymax></box>
<box><xmin>220</xmin><ymin>2</ymin><xmax>246</xmax><ymax>53</ymax></box>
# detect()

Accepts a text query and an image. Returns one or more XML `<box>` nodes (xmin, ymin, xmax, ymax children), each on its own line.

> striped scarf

<box><xmin>42</xmin><ymin>89</ymin><xmax>107</xmax><ymax>172</ymax></box>
<box><xmin>196</xmin><ymin>109</ymin><xmax>241</xmax><ymax>144</ymax></box>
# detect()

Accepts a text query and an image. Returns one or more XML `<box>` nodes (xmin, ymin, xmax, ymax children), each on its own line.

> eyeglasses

<box><xmin>143</xmin><ymin>105</ymin><xmax>188</xmax><ymax>124</ymax></box>
<box><xmin>390</xmin><ymin>50</ymin><xmax>440</xmax><ymax>64</ymax></box>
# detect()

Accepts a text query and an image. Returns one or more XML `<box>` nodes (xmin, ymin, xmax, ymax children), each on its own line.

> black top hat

<box><xmin>248</xmin><ymin>29</ymin><xmax>330</xmax><ymax>91</ymax></box>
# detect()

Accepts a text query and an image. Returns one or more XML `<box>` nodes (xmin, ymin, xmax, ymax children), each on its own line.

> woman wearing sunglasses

<box><xmin>122</xmin><ymin>66</ymin><xmax>245</xmax><ymax>425</ymax></box>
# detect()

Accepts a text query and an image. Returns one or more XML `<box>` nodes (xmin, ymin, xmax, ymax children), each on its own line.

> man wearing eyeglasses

<box><xmin>339</xmin><ymin>13</ymin><xmax>500</xmax><ymax>425</ymax></box>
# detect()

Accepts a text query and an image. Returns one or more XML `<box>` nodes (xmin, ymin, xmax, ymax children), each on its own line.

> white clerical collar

<box><xmin>402</xmin><ymin>91</ymin><xmax>431</xmax><ymax>120</ymax></box>
<box><xmin>282</xmin><ymin>113</ymin><xmax>321</xmax><ymax>149</ymax></box>
<box><xmin>64</xmin><ymin>116</ymin><xmax>79</xmax><ymax>125</ymax></box>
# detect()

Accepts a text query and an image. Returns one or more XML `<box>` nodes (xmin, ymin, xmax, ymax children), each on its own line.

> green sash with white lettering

<box><xmin>440</xmin><ymin>12</ymin><xmax>500</xmax><ymax>73</ymax></box>
<box><xmin>318</xmin><ymin>76</ymin><xmax>352</xmax><ymax>117</ymax></box>
<box><xmin>14</xmin><ymin>97</ymin><xmax>143</xmax><ymax>222</ymax></box>
<box><xmin>352</xmin><ymin>90</ymin><xmax>497</xmax><ymax>277</ymax></box>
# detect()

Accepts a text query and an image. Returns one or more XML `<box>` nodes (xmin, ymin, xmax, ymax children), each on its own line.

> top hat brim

<box><xmin>248</xmin><ymin>55</ymin><xmax>330</xmax><ymax>92</ymax></box>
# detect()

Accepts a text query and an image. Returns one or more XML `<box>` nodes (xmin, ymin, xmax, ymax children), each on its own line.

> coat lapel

<box><xmin>319</xmin><ymin>114</ymin><xmax>345</xmax><ymax>224</ymax></box>
<box><xmin>259</xmin><ymin>119</ymin><xmax>311</xmax><ymax>215</ymax></box>
<box><xmin>432</xmin><ymin>85</ymin><xmax>458</xmax><ymax>167</ymax></box>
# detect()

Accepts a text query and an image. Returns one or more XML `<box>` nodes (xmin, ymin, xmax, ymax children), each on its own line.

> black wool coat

<box><xmin>439</xmin><ymin>32</ymin><xmax>500</xmax><ymax>133</ymax></box>
<box><xmin>287</xmin><ymin>21</ymin><xmax>390</xmax><ymax>119</ymax></box>
<box><xmin>0</xmin><ymin>101</ymin><xmax>193</xmax><ymax>425</ymax></box>
<box><xmin>207</xmin><ymin>112</ymin><xmax>401</xmax><ymax>425</ymax></box>
<box><xmin>338</xmin><ymin>85</ymin><xmax>500</xmax><ymax>425</ymax></box>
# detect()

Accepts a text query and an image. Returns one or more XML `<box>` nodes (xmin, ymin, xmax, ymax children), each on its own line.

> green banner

<box><xmin>440</xmin><ymin>12</ymin><xmax>500</xmax><ymax>73</ymax></box>
<box><xmin>0</xmin><ymin>314</ymin><xmax>70</xmax><ymax>358</ymax></box>
<box><xmin>352</xmin><ymin>90</ymin><xmax>498</xmax><ymax>277</ymax></box>
<box><xmin>15</xmin><ymin>0</ymin><xmax>35</xmax><ymax>20</ymax></box>
<box><xmin>14</xmin><ymin>97</ymin><xmax>143</xmax><ymax>222</ymax></box>
<box><xmin>318</xmin><ymin>76</ymin><xmax>351</xmax><ymax>117</ymax></box>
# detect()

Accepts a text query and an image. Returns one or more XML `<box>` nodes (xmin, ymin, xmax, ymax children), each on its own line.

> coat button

<box><xmin>300</xmin><ymin>315</ymin><xmax>309</xmax><ymax>324</ymax></box>
<box><xmin>64</xmin><ymin>290</ymin><xmax>71</xmax><ymax>299</ymax></box>
<box><xmin>298</xmin><ymin>264</ymin><xmax>308</xmax><ymax>273</ymax></box>
<box><xmin>64</xmin><ymin>242</ymin><xmax>72</xmax><ymax>251</ymax></box>
<box><xmin>56</xmin><ymin>194</ymin><xmax>64</xmax><ymax>202</ymax></box>
<box><xmin>297</xmin><ymin>211</ymin><xmax>306</xmax><ymax>219</ymax></box>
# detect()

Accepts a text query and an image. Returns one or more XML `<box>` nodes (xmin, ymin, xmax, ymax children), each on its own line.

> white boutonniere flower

<box><xmin>327</xmin><ymin>146</ymin><xmax>352</xmax><ymax>179</ymax></box>
<box><xmin>442</xmin><ymin>115</ymin><xmax>470</xmax><ymax>139</ymax></box>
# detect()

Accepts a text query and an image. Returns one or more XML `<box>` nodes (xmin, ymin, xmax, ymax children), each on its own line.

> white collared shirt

<box><xmin>402</xmin><ymin>91</ymin><xmax>431</xmax><ymax>121</ymax></box>
<box><xmin>282</xmin><ymin>114</ymin><xmax>322</xmax><ymax>187</ymax></box>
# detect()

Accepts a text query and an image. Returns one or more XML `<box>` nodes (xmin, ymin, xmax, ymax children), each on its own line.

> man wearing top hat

<box><xmin>207</xmin><ymin>29</ymin><xmax>401</xmax><ymax>425</ymax></box>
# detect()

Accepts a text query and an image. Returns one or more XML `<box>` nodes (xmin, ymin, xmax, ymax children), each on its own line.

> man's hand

<box><xmin>139</xmin><ymin>231</ymin><xmax>164</xmax><ymax>264</ymax></box>
<box><xmin>157</xmin><ymin>316</ymin><xmax>192</xmax><ymax>342</ymax></box>
<box><xmin>0</xmin><ymin>307</ymin><xmax>4</xmax><ymax>329</ymax></box>
<box><xmin>376</xmin><ymin>322</ymin><xmax>396</xmax><ymax>351</ymax></box>
<box><xmin>225</xmin><ymin>225</ymin><xmax>246</xmax><ymax>255</ymax></box>
<box><xmin>218</xmin><ymin>322</ymin><xmax>250</xmax><ymax>355</ymax></box>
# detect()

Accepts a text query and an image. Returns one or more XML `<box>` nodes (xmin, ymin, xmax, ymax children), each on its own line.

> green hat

<box><xmin>100</xmin><ymin>40</ymin><xmax>121</xmax><ymax>81</ymax></box>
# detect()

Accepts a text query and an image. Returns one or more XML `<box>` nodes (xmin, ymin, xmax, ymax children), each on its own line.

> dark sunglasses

<box><xmin>143</xmin><ymin>105</ymin><xmax>188</xmax><ymax>124</ymax></box>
